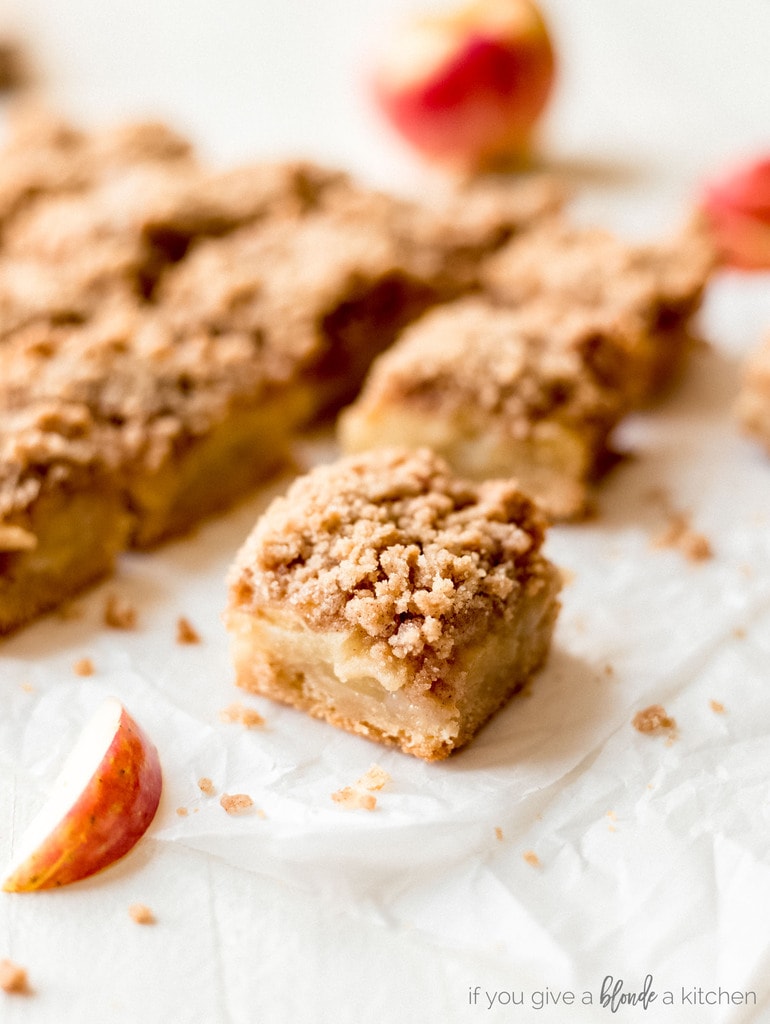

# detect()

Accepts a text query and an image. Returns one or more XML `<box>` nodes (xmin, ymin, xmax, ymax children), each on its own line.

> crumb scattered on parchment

<box><xmin>607</xmin><ymin>810</ymin><xmax>617</xmax><ymax>820</ymax></box>
<box><xmin>198</xmin><ymin>777</ymin><xmax>215</xmax><ymax>796</ymax></box>
<box><xmin>104</xmin><ymin>593</ymin><xmax>137</xmax><ymax>630</ymax></box>
<box><xmin>495</xmin><ymin>827</ymin><xmax>504</xmax><ymax>842</ymax></box>
<box><xmin>332</xmin><ymin>764</ymin><xmax>391</xmax><ymax>811</ymax></box>
<box><xmin>523</xmin><ymin>851</ymin><xmax>541</xmax><ymax>868</ymax></box>
<box><xmin>128</xmin><ymin>904</ymin><xmax>155</xmax><ymax>925</ymax></box>
<box><xmin>710</xmin><ymin>700</ymin><xmax>726</xmax><ymax>715</ymax></box>
<box><xmin>220</xmin><ymin>793</ymin><xmax>254</xmax><ymax>815</ymax></box>
<box><xmin>632</xmin><ymin>704</ymin><xmax>677</xmax><ymax>735</ymax></box>
<box><xmin>175</xmin><ymin>807</ymin><xmax>188</xmax><ymax>817</ymax></box>
<box><xmin>652</xmin><ymin>510</ymin><xmax>712</xmax><ymax>562</ymax></box>
<box><xmin>176</xmin><ymin>617</ymin><xmax>200</xmax><ymax>645</ymax></box>
<box><xmin>604</xmin><ymin>664</ymin><xmax>615</xmax><ymax>678</ymax></box>
<box><xmin>73</xmin><ymin>657</ymin><xmax>94</xmax><ymax>677</ymax></box>
<box><xmin>0</xmin><ymin>959</ymin><xmax>29</xmax><ymax>994</ymax></box>
<box><xmin>219</xmin><ymin>703</ymin><xmax>265</xmax><ymax>728</ymax></box>
<box><xmin>20</xmin><ymin>682</ymin><xmax>34</xmax><ymax>693</ymax></box>
<box><xmin>560</xmin><ymin>568</ymin><xmax>576</xmax><ymax>586</ymax></box>
<box><xmin>732</xmin><ymin>627</ymin><xmax>746</xmax><ymax>639</ymax></box>
<box><xmin>331</xmin><ymin>787</ymin><xmax>377</xmax><ymax>811</ymax></box>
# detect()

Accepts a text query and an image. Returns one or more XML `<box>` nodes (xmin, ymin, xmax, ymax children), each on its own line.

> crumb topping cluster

<box><xmin>231</xmin><ymin>448</ymin><xmax>552</xmax><ymax>675</ymax></box>
<box><xmin>482</xmin><ymin>222</ymin><xmax>715</xmax><ymax>326</ymax></box>
<box><xmin>353</xmin><ymin>297</ymin><xmax>624</xmax><ymax>434</ymax></box>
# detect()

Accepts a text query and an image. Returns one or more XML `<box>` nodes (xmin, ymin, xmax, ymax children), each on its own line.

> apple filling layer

<box><xmin>226</xmin><ymin>448</ymin><xmax>562</xmax><ymax>760</ymax></box>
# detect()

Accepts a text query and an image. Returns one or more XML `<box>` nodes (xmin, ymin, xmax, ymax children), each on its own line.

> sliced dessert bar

<box><xmin>0</xmin><ymin>403</ymin><xmax>129</xmax><ymax>634</ymax></box>
<box><xmin>0</xmin><ymin>310</ymin><xmax>311</xmax><ymax>548</ymax></box>
<box><xmin>156</xmin><ymin>207</ymin><xmax>440</xmax><ymax>417</ymax></box>
<box><xmin>340</xmin><ymin>298</ymin><xmax>627</xmax><ymax>519</ymax></box>
<box><xmin>225</xmin><ymin>448</ymin><xmax>561</xmax><ymax>760</ymax></box>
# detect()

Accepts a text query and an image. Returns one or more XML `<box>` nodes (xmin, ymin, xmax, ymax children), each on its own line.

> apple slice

<box><xmin>3</xmin><ymin>698</ymin><xmax>162</xmax><ymax>892</ymax></box>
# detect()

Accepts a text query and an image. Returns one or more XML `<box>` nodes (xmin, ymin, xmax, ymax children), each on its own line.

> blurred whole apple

<box><xmin>700</xmin><ymin>157</ymin><xmax>770</xmax><ymax>271</ymax></box>
<box><xmin>371</xmin><ymin>0</ymin><xmax>556</xmax><ymax>170</ymax></box>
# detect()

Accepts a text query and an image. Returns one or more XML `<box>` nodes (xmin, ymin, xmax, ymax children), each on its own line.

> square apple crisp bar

<box><xmin>225</xmin><ymin>447</ymin><xmax>561</xmax><ymax>760</ymax></box>
<box><xmin>339</xmin><ymin>298</ymin><xmax>627</xmax><ymax>520</ymax></box>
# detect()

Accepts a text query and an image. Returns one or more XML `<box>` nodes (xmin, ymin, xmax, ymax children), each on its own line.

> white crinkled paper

<box><xmin>2</xmin><ymin>271</ymin><xmax>770</xmax><ymax>1019</ymax></box>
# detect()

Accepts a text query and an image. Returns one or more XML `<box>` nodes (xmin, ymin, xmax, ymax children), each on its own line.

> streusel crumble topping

<box><xmin>231</xmin><ymin>448</ymin><xmax>549</xmax><ymax>676</ymax></box>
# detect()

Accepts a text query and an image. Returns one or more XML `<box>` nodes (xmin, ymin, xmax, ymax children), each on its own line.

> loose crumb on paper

<box><xmin>175</xmin><ymin>807</ymin><xmax>188</xmax><ymax>817</ymax></box>
<box><xmin>104</xmin><ymin>593</ymin><xmax>137</xmax><ymax>630</ymax></box>
<box><xmin>495</xmin><ymin>827</ymin><xmax>504</xmax><ymax>842</ymax></box>
<box><xmin>331</xmin><ymin>764</ymin><xmax>391</xmax><ymax>811</ymax></box>
<box><xmin>0</xmin><ymin>959</ymin><xmax>29</xmax><ymax>994</ymax></box>
<box><xmin>652</xmin><ymin>511</ymin><xmax>712</xmax><ymax>562</ymax></box>
<box><xmin>219</xmin><ymin>703</ymin><xmax>265</xmax><ymax>728</ymax></box>
<box><xmin>220</xmin><ymin>793</ymin><xmax>254</xmax><ymax>815</ymax></box>
<box><xmin>198</xmin><ymin>777</ymin><xmax>216</xmax><ymax>796</ymax></box>
<box><xmin>73</xmin><ymin>657</ymin><xmax>95</xmax><ymax>677</ymax></box>
<box><xmin>331</xmin><ymin>787</ymin><xmax>377</xmax><ymax>811</ymax></box>
<box><xmin>732</xmin><ymin>627</ymin><xmax>746</xmax><ymax>639</ymax></box>
<box><xmin>632</xmin><ymin>704</ymin><xmax>677</xmax><ymax>735</ymax></box>
<box><xmin>129</xmin><ymin>904</ymin><xmax>156</xmax><ymax>925</ymax></box>
<box><xmin>710</xmin><ymin>700</ymin><xmax>726</xmax><ymax>714</ymax></box>
<box><xmin>523</xmin><ymin>851</ymin><xmax>541</xmax><ymax>868</ymax></box>
<box><xmin>176</xmin><ymin>617</ymin><xmax>201</xmax><ymax>645</ymax></box>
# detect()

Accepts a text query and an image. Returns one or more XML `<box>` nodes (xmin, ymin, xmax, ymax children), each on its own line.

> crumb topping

<box><xmin>330</xmin><ymin>767</ymin><xmax>388</xmax><ymax>811</ymax></box>
<box><xmin>632</xmin><ymin>704</ymin><xmax>677</xmax><ymax>735</ymax></box>
<box><xmin>231</xmin><ymin>448</ymin><xmax>556</xmax><ymax>688</ymax></box>
<box><xmin>710</xmin><ymin>700</ymin><xmax>726</xmax><ymax>714</ymax></box>
<box><xmin>349</xmin><ymin>297</ymin><xmax>625</xmax><ymax>434</ymax></box>
<box><xmin>73</xmin><ymin>657</ymin><xmax>94</xmax><ymax>677</ymax></box>
<box><xmin>482</xmin><ymin>221</ymin><xmax>715</xmax><ymax>326</ymax></box>
<box><xmin>523</xmin><ymin>851</ymin><xmax>541</xmax><ymax>868</ymax></box>
<box><xmin>198</xmin><ymin>777</ymin><xmax>215</xmax><ymax>796</ymax></box>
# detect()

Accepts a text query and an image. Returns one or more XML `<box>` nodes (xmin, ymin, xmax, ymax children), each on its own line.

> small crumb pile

<box><xmin>176</xmin><ymin>617</ymin><xmax>200</xmax><ymax>644</ymax></box>
<box><xmin>632</xmin><ymin>704</ymin><xmax>677</xmax><ymax>735</ymax></box>
<box><xmin>198</xmin><ymin>777</ymin><xmax>216</xmax><ymax>796</ymax></box>
<box><xmin>104</xmin><ymin>593</ymin><xmax>137</xmax><ymax>629</ymax></box>
<box><xmin>331</xmin><ymin>764</ymin><xmax>391</xmax><ymax>811</ymax></box>
<box><xmin>0</xmin><ymin>959</ymin><xmax>29</xmax><ymax>994</ymax></box>
<box><xmin>73</xmin><ymin>657</ymin><xmax>95</xmax><ymax>677</ymax></box>
<box><xmin>129</xmin><ymin>904</ymin><xmax>156</xmax><ymax>925</ymax></box>
<box><xmin>219</xmin><ymin>703</ymin><xmax>265</xmax><ymax>728</ymax></box>
<box><xmin>523</xmin><ymin>851</ymin><xmax>541</xmax><ymax>868</ymax></box>
<box><xmin>220</xmin><ymin>793</ymin><xmax>254</xmax><ymax>815</ymax></box>
<box><xmin>652</xmin><ymin>511</ymin><xmax>712</xmax><ymax>562</ymax></box>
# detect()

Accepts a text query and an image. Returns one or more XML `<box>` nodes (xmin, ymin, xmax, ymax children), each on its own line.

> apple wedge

<box><xmin>3</xmin><ymin>698</ymin><xmax>162</xmax><ymax>892</ymax></box>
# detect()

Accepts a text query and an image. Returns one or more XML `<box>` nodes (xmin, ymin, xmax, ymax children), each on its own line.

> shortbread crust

<box><xmin>226</xmin><ymin>448</ymin><xmax>561</xmax><ymax>759</ymax></box>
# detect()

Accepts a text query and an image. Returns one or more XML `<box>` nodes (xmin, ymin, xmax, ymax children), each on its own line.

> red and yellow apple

<box><xmin>700</xmin><ymin>157</ymin><xmax>770</xmax><ymax>270</ymax></box>
<box><xmin>3</xmin><ymin>698</ymin><xmax>162</xmax><ymax>892</ymax></box>
<box><xmin>371</xmin><ymin>0</ymin><xmax>556</xmax><ymax>170</ymax></box>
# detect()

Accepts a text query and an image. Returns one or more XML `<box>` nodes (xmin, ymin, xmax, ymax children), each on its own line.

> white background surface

<box><xmin>0</xmin><ymin>2</ymin><xmax>770</xmax><ymax>1022</ymax></box>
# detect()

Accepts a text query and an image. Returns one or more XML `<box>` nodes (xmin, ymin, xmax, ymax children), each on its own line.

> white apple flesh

<box><xmin>3</xmin><ymin>698</ymin><xmax>162</xmax><ymax>892</ymax></box>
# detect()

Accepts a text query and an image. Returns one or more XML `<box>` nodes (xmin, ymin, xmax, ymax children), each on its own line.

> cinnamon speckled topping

<box><xmin>230</xmin><ymin>448</ymin><xmax>554</xmax><ymax>683</ymax></box>
<box><xmin>482</xmin><ymin>221</ymin><xmax>715</xmax><ymax>324</ymax></box>
<box><xmin>350</xmin><ymin>297</ymin><xmax>625</xmax><ymax>434</ymax></box>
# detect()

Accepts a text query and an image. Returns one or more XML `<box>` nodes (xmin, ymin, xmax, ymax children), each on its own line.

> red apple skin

<box><xmin>3</xmin><ymin>706</ymin><xmax>162</xmax><ymax>892</ymax></box>
<box><xmin>372</xmin><ymin>0</ymin><xmax>556</xmax><ymax>169</ymax></box>
<box><xmin>701</xmin><ymin>158</ymin><xmax>770</xmax><ymax>270</ymax></box>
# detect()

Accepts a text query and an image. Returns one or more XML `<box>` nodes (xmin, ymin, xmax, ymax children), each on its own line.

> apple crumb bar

<box><xmin>225</xmin><ymin>447</ymin><xmax>561</xmax><ymax>760</ymax></box>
